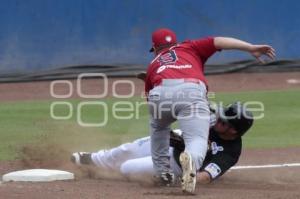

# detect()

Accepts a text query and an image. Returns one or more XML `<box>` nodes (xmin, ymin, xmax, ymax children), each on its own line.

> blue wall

<box><xmin>0</xmin><ymin>0</ymin><xmax>299</xmax><ymax>72</ymax></box>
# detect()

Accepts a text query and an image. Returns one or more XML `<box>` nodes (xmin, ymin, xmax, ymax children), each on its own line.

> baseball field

<box><xmin>0</xmin><ymin>72</ymin><xmax>300</xmax><ymax>199</ymax></box>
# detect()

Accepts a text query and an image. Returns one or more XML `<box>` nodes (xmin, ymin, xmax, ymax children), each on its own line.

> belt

<box><xmin>154</xmin><ymin>78</ymin><xmax>204</xmax><ymax>87</ymax></box>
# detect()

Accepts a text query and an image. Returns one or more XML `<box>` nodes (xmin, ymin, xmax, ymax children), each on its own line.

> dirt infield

<box><xmin>0</xmin><ymin>72</ymin><xmax>300</xmax><ymax>199</ymax></box>
<box><xmin>0</xmin><ymin>72</ymin><xmax>300</xmax><ymax>102</ymax></box>
<box><xmin>1</xmin><ymin>148</ymin><xmax>300</xmax><ymax>199</ymax></box>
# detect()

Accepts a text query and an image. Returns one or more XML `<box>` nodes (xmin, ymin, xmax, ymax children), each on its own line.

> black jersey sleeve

<box><xmin>202</xmin><ymin>137</ymin><xmax>242</xmax><ymax>180</ymax></box>
<box><xmin>203</xmin><ymin>152</ymin><xmax>240</xmax><ymax>180</ymax></box>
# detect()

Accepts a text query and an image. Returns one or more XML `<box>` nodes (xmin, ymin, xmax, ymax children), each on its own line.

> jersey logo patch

<box><xmin>211</xmin><ymin>142</ymin><xmax>224</xmax><ymax>155</ymax></box>
<box><xmin>156</xmin><ymin>64</ymin><xmax>192</xmax><ymax>74</ymax></box>
<box><xmin>205</xmin><ymin>163</ymin><xmax>222</xmax><ymax>179</ymax></box>
<box><xmin>158</xmin><ymin>50</ymin><xmax>177</xmax><ymax>65</ymax></box>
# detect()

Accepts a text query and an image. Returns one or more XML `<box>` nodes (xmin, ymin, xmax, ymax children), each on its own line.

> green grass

<box><xmin>0</xmin><ymin>89</ymin><xmax>300</xmax><ymax>160</ymax></box>
<box><xmin>211</xmin><ymin>89</ymin><xmax>300</xmax><ymax>148</ymax></box>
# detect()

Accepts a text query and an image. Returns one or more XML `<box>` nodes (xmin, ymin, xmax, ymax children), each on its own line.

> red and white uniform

<box><xmin>145</xmin><ymin>37</ymin><xmax>219</xmax><ymax>94</ymax></box>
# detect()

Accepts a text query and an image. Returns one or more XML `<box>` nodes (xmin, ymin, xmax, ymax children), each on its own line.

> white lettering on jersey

<box><xmin>156</xmin><ymin>64</ymin><xmax>192</xmax><ymax>74</ymax></box>
<box><xmin>157</xmin><ymin>65</ymin><xmax>167</xmax><ymax>73</ymax></box>
<box><xmin>204</xmin><ymin>163</ymin><xmax>222</xmax><ymax>179</ymax></box>
<box><xmin>211</xmin><ymin>141</ymin><xmax>224</xmax><ymax>155</ymax></box>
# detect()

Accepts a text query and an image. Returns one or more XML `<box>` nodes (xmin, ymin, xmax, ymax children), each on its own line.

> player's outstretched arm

<box><xmin>214</xmin><ymin>37</ymin><xmax>276</xmax><ymax>63</ymax></box>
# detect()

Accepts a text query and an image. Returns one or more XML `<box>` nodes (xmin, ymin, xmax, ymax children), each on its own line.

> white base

<box><xmin>2</xmin><ymin>169</ymin><xmax>74</xmax><ymax>182</ymax></box>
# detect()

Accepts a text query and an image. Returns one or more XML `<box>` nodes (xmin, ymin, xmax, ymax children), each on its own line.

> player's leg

<box><xmin>175</xmin><ymin>83</ymin><xmax>209</xmax><ymax>168</ymax></box>
<box><xmin>175</xmin><ymin>83</ymin><xmax>210</xmax><ymax>193</ymax></box>
<box><xmin>149</xmin><ymin>116</ymin><xmax>174</xmax><ymax>174</ymax></box>
<box><xmin>177</xmin><ymin>113</ymin><xmax>209</xmax><ymax>193</ymax></box>
<box><xmin>170</xmin><ymin>148</ymin><xmax>184</xmax><ymax>177</ymax></box>
<box><xmin>91</xmin><ymin>136</ymin><xmax>151</xmax><ymax>170</ymax></box>
<box><xmin>177</xmin><ymin>105</ymin><xmax>210</xmax><ymax>170</ymax></box>
<box><xmin>148</xmin><ymin>86</ymin><xmax>176</xmax><ymax>185</ymax></box>
<box><xmin>71</xmin><ymin>136</ymin><xmax>151</xmax><ymax>169</ymax></box>
<box><xmin>120</xmin><ymin>156</ymin><xmax>154</xmax><ymax>179</ymax></box>
<box><xmin>120</xmin><ymin>148</ymin><xmax>181</xmax><ymax>181</ymax></box>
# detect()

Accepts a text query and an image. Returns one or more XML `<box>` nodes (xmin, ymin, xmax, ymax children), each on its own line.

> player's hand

<box><xmin>197</xmin><ymin>171</ymin><xmax>212</xmax><ymax>184</ymax></box>
<box><xmin>249</xmin><ymin>45</ymin><xmax>276</xmax><ymax>63</ymax></box>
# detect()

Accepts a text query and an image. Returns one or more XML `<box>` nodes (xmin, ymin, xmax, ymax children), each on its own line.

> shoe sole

<box><xmin>180</xmin><ymin>152</ymin><xmax>196</xmax><ymax>194</ymax></box>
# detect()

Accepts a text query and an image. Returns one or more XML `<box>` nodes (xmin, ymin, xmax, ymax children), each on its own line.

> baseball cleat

<box><xmin>154</xmin><ymin>172</ymin><xmax>175</xmax><ymax>187</ymax></box>
<box><xmin>180</xmin><ymin>151</ymin><xmax>197</xmax><ymax>194</ymax></box>
<box><xmin>71</xmin><ymin>152</ymin><xmax>93</xmax><ymax>165</ymax></box>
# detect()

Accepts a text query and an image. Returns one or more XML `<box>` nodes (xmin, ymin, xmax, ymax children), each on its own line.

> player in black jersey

<box><xmin>71</xmin><ymin>102</ymin><xmax>253</xmax><ymax>184</ymax></box>
<box><xmin>171</xmin><ymin>101</ymin><xmax>253</xmax><ymax>183</ymax></box>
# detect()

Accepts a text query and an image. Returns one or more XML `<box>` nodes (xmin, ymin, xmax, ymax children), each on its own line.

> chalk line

<box><xmin>231</xmin><ymin>163</ymin><xmax>300</xmax><ymax>170</ymax></box>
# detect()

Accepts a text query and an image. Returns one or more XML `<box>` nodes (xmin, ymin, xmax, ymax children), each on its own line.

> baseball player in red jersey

<box><xmin>145</xmin><ymin>28</ymin><xmax>275</xmax><ymax>193</ymax></box>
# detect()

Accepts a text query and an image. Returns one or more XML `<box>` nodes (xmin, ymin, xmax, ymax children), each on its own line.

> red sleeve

<box><xmin>191</xmin><ymin>37</ymin><xmax>219</xmax><ymax>63</ymax></box>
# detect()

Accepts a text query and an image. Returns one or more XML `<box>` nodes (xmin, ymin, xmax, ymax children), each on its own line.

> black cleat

<box><xmin>154</xmin><ymin>172</ymin><xmax>175</xmax><ymax>187</ymax></box>
<box><xmin>71</xmin><ymin>152</ymin><xmax>93</xmax><ymax>165</ymax></box>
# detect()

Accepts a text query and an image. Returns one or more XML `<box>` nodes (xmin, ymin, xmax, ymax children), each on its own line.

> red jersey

<box><xmin>145</xmin><ymin>37</ymin><xmax>219</xmax><ymax>94</ymax></box>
